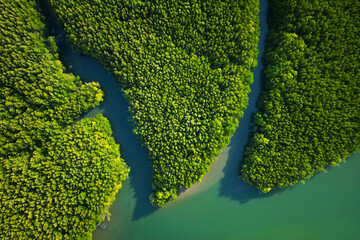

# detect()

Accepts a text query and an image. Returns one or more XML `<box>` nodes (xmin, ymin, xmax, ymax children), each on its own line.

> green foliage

<box><xmin>0</xmin><ymin>1</ymin><xmax>129</xmax><ymax>239</ymax></box>
<box><xmin>48</xmin><ymin>0</ymin><xmax>259</xmax><ymax>207</ymax></box>
<box><xmin>241</xmin><ymin>0</ymin><xmax>360</xmax><ymax>192</ymax></box>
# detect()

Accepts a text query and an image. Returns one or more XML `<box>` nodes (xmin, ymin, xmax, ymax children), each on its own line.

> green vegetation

<box><xmin>48</xmin><ymin>0</ymin><xmax>259</xmax><ymax>207</ymax></box>
<box><xmin>0</xmin><ymin>0</ymin><xmax>129</xmax><ymax>239</ymax></box>
<box><xmin>241</xmin><ymin>0</ymin><xmax>360</xmax><ymax>192</ymax></box>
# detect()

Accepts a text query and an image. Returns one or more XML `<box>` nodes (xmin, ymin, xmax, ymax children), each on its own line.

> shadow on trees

<box><xmin>218</xmin><ymin>120</ymin><xmax>288</xmax><ymax>203</ymax></box>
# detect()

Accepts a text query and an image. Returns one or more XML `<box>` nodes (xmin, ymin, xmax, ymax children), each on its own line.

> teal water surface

<box><xmin>45</xmin><ymin>0</ymin><xmax>360</xmax><ymax>239</ymax></box>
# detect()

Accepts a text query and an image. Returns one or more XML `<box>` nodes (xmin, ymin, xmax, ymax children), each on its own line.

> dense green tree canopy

<box><xmin>48</xmin><ymin>0</ymin><xmax>259</xmax><ymax>207</ymax></box>
<box><xmin>241</xmin><ymin>0</ymin><xmax>360</xmax><ymax>192</ymax></box>
<box><xmin>0</xmin><ymin>1</ymin><xmax>129</xmax><ymax>239</ymax></box>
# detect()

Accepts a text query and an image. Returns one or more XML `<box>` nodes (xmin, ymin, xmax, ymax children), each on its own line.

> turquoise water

<box><xmin>46</xmin><ymin>0</ymin><xmax>360</xmax><ymax>239</ymax></box>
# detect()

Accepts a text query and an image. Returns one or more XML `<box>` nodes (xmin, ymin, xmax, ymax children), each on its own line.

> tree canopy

<box><xmin>241</xmin><ymin>0</ymin><xmax>360</xmax><ymax>192</ymax></box>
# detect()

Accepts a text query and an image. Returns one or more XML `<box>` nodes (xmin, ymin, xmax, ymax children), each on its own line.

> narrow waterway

<box><xmin>43</xmin><ymin>0</ymin><xmax>360</xmax><ymax>239</ymax></box>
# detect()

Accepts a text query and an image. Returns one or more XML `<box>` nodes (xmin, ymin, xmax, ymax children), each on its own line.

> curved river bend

<box><xmin>44</xmin><ymin>0</ymin><xmax>360</xmax><ymax>239</ymax></box>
